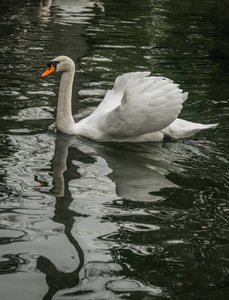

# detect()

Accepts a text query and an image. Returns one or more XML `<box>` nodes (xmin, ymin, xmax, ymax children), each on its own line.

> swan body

<box><xmin>41</xmin><ymin>56</ymin><xmax>218</xmax><ymax>142</ymax></box>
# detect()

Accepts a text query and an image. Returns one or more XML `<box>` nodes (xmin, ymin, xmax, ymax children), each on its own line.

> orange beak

<box><xmin>41</xmin><ymin>63</ymin><xmax>56</xmax><ymax>77</ymax></box>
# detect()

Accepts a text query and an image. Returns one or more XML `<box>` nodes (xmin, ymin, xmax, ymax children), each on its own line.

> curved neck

<box><xmin>56</xmin><ymin>68</ymin><xmax>75</xmax><ymax>133</ymax></box>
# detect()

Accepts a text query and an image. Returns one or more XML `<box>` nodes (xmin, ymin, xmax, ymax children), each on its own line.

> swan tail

<box><xmin>163</xmin><ymin>119</ymin><xmax>219</xmax><ymax>139</ymax></box>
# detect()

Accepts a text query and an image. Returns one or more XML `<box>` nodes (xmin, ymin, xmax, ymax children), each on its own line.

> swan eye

<box><xmin>47</xmin><ymin>61</ymin><xmax>59</xmax><ymax>69</ymax></box>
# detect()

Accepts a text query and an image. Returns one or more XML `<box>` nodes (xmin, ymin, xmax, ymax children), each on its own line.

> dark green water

<box><xmin>0</xmin><ymin>0</ymin><xmax>229</xmax><ymax>299</ymax></box>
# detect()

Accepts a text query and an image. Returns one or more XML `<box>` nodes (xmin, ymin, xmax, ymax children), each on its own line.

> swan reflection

<box><xmin>36</xmin><ymin>132</ymin><xmax>184</xmax><ymax>298</ymax></box>
<box><xmin>39</xmin><ymin>0</ymin><xmax>52</xmax><ymax>21</ymax></box>
<box><xmin>49</xmin><ymin>132</ymin><xmax>179</xmax><ymax>201</ymax></box>
<box><xmin>39</xmin><ymin>0</ymin><xmax>104</xmax><ymax>25</ymax></box>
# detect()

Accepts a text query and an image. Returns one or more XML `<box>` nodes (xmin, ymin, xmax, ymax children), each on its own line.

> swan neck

<box><xmin>56</xmin><ymin>68</ymin><xmax>75</xmax><ymax>132</ymax></box>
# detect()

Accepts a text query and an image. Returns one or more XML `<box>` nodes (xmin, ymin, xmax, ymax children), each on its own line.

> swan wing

<box><xmin>97</xmin><ymin>74</ymin><xmax>187</xmax><ymax>140</ymax></box>
<box><xmin>90</xmin><ymin>72</ymin><xmax>152</xmax><ymax>116</ymax></box>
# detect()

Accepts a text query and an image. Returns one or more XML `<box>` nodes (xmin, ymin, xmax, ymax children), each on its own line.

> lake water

<box><xmin>0</xmin><ymin>0</ymin><xmax>229</xmax><ymax>299</ymax></box>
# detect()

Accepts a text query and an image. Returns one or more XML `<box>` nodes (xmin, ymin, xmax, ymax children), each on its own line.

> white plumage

<box><xmin>41</xmin><ymin>56</ymin><xmax>218</xmax><ymax>142</ymax></box>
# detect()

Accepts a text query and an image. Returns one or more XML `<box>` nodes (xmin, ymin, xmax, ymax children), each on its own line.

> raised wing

<box><xmin>90</xmin><ymin>72</ymin><xmax>151</xmax><ymax>117</ymax></box>
<box><xmin>98</xmin><ymin>73</ymin><xmax>187</xmax><ymax>140</ymax></box>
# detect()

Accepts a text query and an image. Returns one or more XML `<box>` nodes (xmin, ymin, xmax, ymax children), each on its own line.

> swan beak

<box><xmin>41</xmin><ymin>63</ymin><xmax>56</xmax><ymax>77</ymax></box>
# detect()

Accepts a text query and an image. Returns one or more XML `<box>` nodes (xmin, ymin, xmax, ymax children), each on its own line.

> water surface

<box><xmin>0</xmin><ymin>0</ymin><xmax>229</xmax><ymax>299</ymax></box>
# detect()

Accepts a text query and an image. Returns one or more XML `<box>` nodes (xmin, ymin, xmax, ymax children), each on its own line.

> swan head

<box><xmin>41</xmin><ymin>55</ymin><xmax>75</xmax><ymax>77</ymax></box>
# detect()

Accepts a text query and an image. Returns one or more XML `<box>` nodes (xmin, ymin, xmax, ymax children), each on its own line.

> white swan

<box><xmin>41</xmin><ymin>55</ymin><xmax>218</xmax><ymax>142</ymax></box>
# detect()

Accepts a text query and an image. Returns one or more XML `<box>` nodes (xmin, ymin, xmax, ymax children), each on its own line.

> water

<box><xmin>0</xmin><ymin>0</ymin><xmax>229</xmax><ymax>299</ymax></box>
